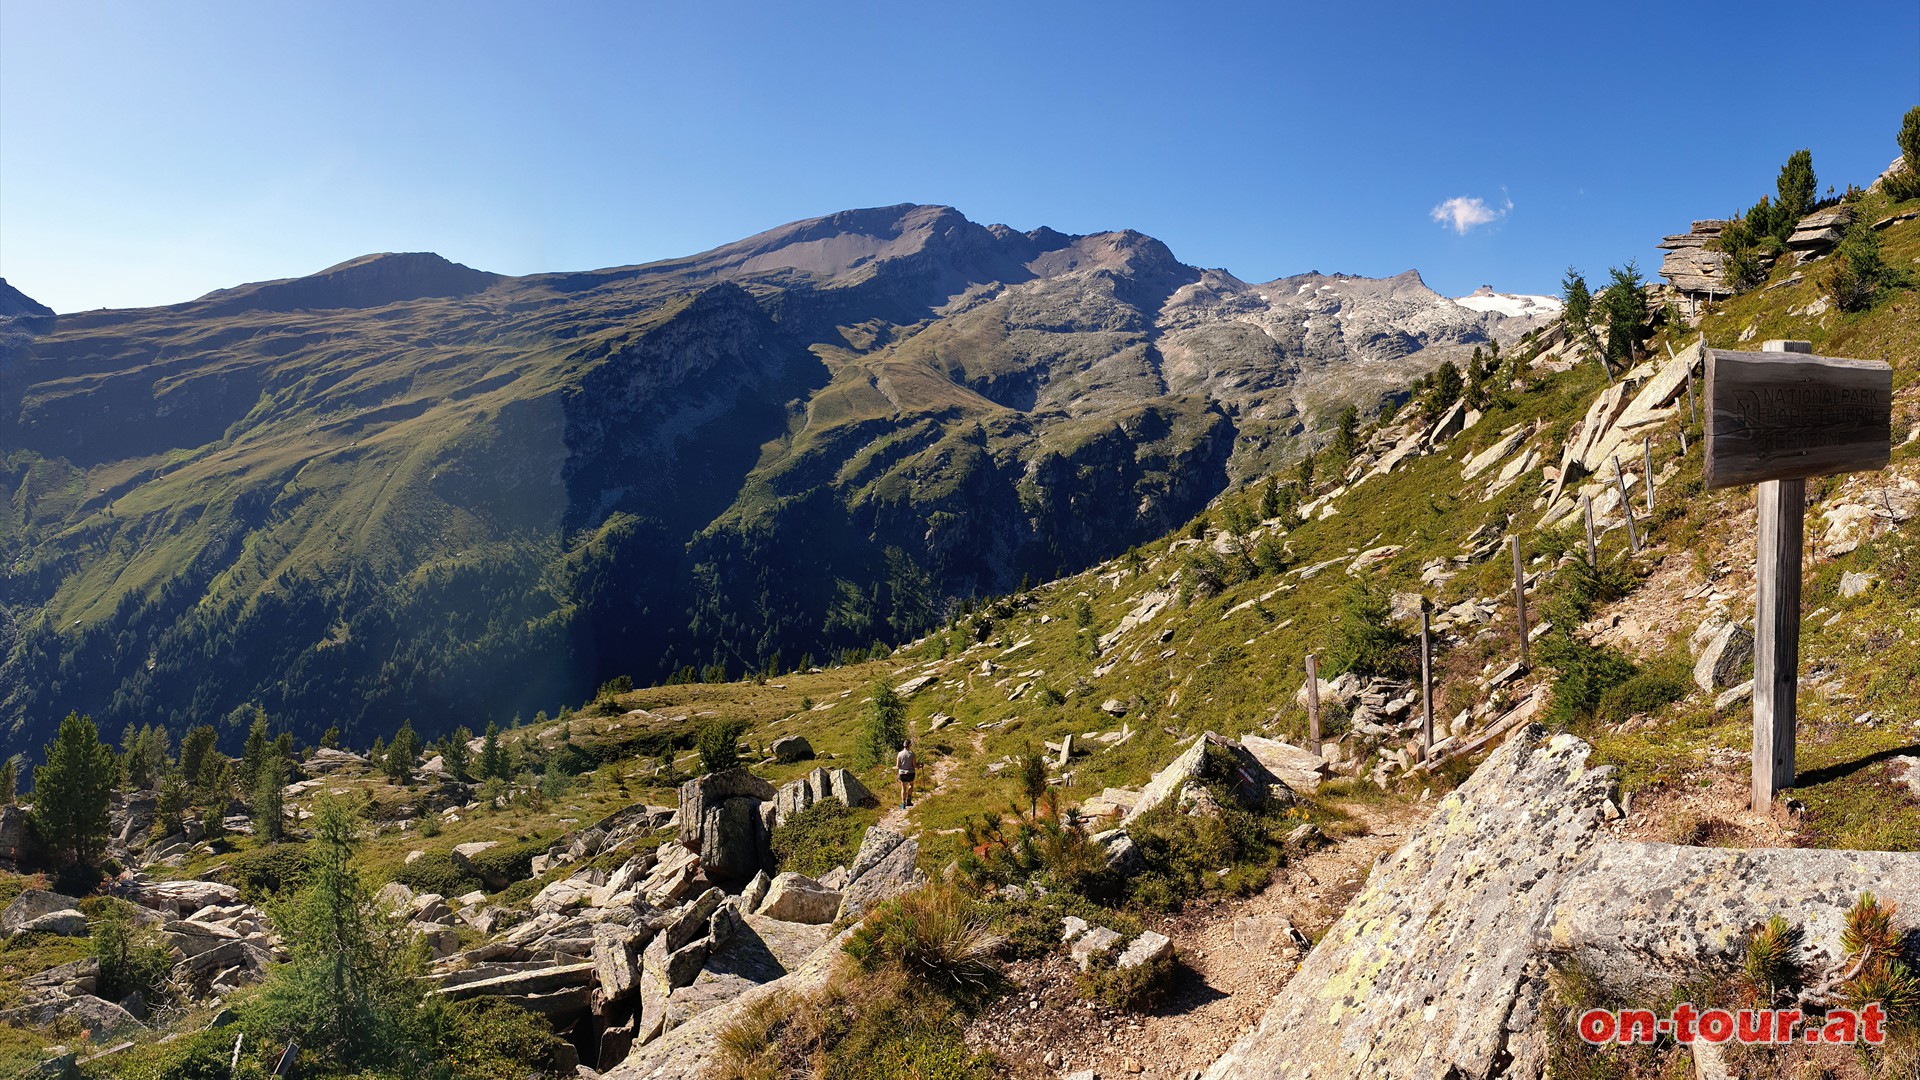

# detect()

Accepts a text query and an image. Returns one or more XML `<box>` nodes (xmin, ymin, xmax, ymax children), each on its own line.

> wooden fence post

<box><xmin>1509</xmin><ymin>535</ymin><xmax>1530</xmax><ymax>668</ymax></box>
<box><xmin>1644</xmin><ymin>436</ymin><xmax>1655</xmax><ymax>513</ymax></box>
<box><xmin>1583</xmin><ymin>494</ymin><xmax>1598</xmax><ymax>568</ymax></box>
<box><xmin>1753</xmin><ymin>478</ymin><xmax>1804</xmax><ymax>809</ymax></box>
<box><xmin>1305</xmin><ymin>653</ymin><xmax>1322</xmax><ymax>755</ymax></box>
<box><xmin>1611</xmin><ymin>455</ymin><xmax>1640</xmax><ymax>552</ymax></box>
<box><xmin>1420</xmin><ymin>606</ymin><xmax>1433</xmax><ymax>751</ymax></box>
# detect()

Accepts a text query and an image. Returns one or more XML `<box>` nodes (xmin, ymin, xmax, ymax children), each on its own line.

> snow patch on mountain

<box><xmin>1452</xmin><ymin>286</ymin><xmax>1562</xmax><ymax>319</ymax></box>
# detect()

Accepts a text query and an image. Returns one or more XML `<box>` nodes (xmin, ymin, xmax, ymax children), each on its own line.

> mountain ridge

<box><xmin>0</xmin><ymin>203</ymin><xmax>1556</xmax><ymax>756</ymax></box>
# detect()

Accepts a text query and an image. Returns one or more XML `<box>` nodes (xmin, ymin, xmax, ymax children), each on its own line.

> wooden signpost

<box><xmin>1703</xmin><ymin>341</ymin><xmax>1893</xmax><ymax>809</ymax></box>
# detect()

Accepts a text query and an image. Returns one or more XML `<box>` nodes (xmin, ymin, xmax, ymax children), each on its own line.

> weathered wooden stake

<box><xmin>1643</xmin><ymin>436</ymin><xmax>1655</xmax><ymax>513</ymax></box>
<box><xmin>1611</xmin><ymin>455</ymin><xmax>1641</xmax><ymax>552</ymax></box>
<box><xmin>1678</xmin><ymin>421</ymin><xmax>1688</xmax><ymax>455</ymax></box>
<box><xmin>1686</xmin><ymin>370</ymin><xmax>1698</xmax><ymax>426</ymax></box>
<box><xmin>1305</xmin><ymin>653</ymin><xmax>1322</xmax><ymax>755</ymax></box>
<box><xmin>1753</xmin><ymin>478</ymin><xmax>1804</xmax><ymax>809</ymax></box>
<box><xmin>1509</xmin><ymin>535</ymin><xmax>1530</xmax><ymax>668</ymax></box>
<box><xmin>1583</xmin><ymin>494</ymin><xmax>1598</xmax><ymax>567</ymax></box>
<box><xmin>1419</xmin><ymin>606</ymin><xmax>1433</xmax><ymax>751</ymax></box>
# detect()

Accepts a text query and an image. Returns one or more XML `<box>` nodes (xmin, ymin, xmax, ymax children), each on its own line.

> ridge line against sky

<box><xmin>2</xmin><ymin>0</ymin><xmax>1917</xmax><ymax>314</ymax></box>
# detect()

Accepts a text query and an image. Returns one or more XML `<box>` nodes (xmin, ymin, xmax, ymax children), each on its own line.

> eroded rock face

<box><xmin>604</xmin><ymin>926</ymin><xmax>857</xmax><ymax>1080</ymax></box>
<box><xmin>1202</xmin><ymin>727</ymin><xmax>1920</xmax><ymax>1080</ymax></box>
<box><xmin>677</xmin><ymin>769</ymin><xmax>775</xmax><ymax>885</ymax></box>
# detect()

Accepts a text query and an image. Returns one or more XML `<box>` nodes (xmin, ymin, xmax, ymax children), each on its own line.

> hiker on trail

<box><xmin>896</xmin><ymin>740</ymin><xmax>917</xmax><ymax>808</ymax></box>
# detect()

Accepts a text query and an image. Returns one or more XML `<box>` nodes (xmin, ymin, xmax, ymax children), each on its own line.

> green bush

<box><xmin>988</xmin><ymin>890</ymin><xmax>1141</xmax><ymax>963</ymax></box>
<box><xmin>1327</xmin><ymin>579</ymin><xmax>1415</xmax><ymax>680</ymax></box>
<box><xmin>1538</xmin><ymin>631</ymin><xmax>1638</xmax><ymax>727</ymax></box>
<box><xmin>1595</xmin><ymin>669</ymin><xmax>1688</xmax><ymax>723</ymax></box>
<box><xmin>427</xmin><ymin>996</ymin><xmax>574</xmax><ymax>1080</ymax></box>
<box><xmin>1079</xmin><ymin>948</ymin><xmax>1178</xmax><ymax>1009</ymax></box>
<box><xmin>104</xmin><ymin>1026</ymin><xmax>274</xmax><ymax>1080</ymax></box>
<box><xmin>1124</xmin><ymin>765</ymin><xmax>1294</xmax><ymax>911</ymax></box>
<box><xmin>467</xmin><ymin>837</ymin><xmax>548</xmax><ymax>887</ymax></box>
<box><xmin>392</xmin><ymin>851</ymin><xmax>480</xmax><ymax>898</ymax></box>
<box><xmin>698</xmin><ymin>719</ymin><xmax>745</xmax><ymax>773</ymax></box>
<box><xmin>89</xmin><ymin>898</ymin><xmax>175</xmax><ymax>1002</ymax></box>
<box><xmin>225</xmin><ymin>841</ymin><xmax>311</xmax><ymax>900</ymax></box>
<box><xmin>1826</xmin><ymin>218</ymin><xmax>1896</xmax><ymax>312</ymax></box>
<box><xmin>771</xmin><ymin>800</ymin><xmax>865</xmax><ymax>878</ymax></box>
<box><xmin>857</xmin><ymin>680</ymin><xmax>908</xmax><ymax>770</ymax></box>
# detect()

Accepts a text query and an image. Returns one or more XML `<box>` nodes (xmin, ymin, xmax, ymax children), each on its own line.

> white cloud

<box><xmin>1430</xmin><ymin>194</ymin><xmax>1512</xmax><ymax>235</ymax></box>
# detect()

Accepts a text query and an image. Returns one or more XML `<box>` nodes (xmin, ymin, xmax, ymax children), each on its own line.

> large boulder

<box><xmin>18</xmin><ymin>910</ymin><xmax>86</xmax><ymax>937</ymax></box>
<box><xmin>0</xmin><ymin>994</ymin><xmax>145</xmax><ymax>1040</ymax></box>
<box><xmin>1692</xmin><ymin>622</ymin><xmax>1753</xmax><ymax>693</ymax></box>
<box><xmin>772</xmin><ymin>767</ymin><xmax>876</xmax><ymax>825</ymax></box>
<box><xmin>1199</xmin><ymin>726</ymin><xmax>1920</xmax><ymax>1080</ymax></box>
<box><xmin>2</xmin><ymin>890</ymin><xmax>83</xmax><ymax>934</ymax></box>
<box><xmin>1122</xmin><ymin>732</ymin><xmax>1288</xmax><ymax>825</ymax></box>
<box><xmin>1239</xmin><ymin>735</ymin><xmax>1332</xmax><ymax>795</ymax></box>
<box><xmin>427</xmin><ymin>961</ymin><xmax>594</xmax><ymax>1019</ymax></box>
<box><xmin>530</xmin><ymin>872</ymin><xmax>603</xmax><ymax>916</ymax></box>
<box><xmin>770</xmin><ymin>736</ymin><xmax>813</xmax><ymax>763</ymax></box>
<box><xmin>677</xmin><ymin>769</ymin><xmax>775</xmax><ymax>885</ymax></box>
<box><xmin>592</xmin><ymin>922</ymin><xmax>649</xmax><ymax>1002</ymax></box>
<box><xmin>836</xmin><ymin>827</ymin><xmax>926</xmax><ymax>922</ymax></box>
<box><xmin>755</xmin><ymin>873</ymin><xmax>841</xmax><ymax>924</ymax></box>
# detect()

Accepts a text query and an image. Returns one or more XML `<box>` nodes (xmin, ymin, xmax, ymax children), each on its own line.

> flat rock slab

<box><xmin>2</xmin><ymin>891</ymin><xmax>83</xmax><ymax>934</ymax></box>
<box><xmin>1203</xmin><ymin>727</ymin><xmax>1612</xmax><ymax>1079</ymax></box>
<box><xmin>1548</xmin><ymin>843</ymin><xmax>1920</xmax><ymax>1000</ymax></box>
<box><xmin>1205</xmin><ymin>726</ymin><xmax>1920</xmax><ymax>1080</ymax></box>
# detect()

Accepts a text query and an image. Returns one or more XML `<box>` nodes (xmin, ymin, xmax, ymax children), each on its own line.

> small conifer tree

<box><xmin>31</xmin><ymin>712</ymin><xmax>115</xmax><ymax>867</ymax></box>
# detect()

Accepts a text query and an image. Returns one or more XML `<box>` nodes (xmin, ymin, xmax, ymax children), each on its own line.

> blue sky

<box><xmin>2</xmin><ymin>1</ymin><xmax>1916</xmax><ymax>313</ymax></box>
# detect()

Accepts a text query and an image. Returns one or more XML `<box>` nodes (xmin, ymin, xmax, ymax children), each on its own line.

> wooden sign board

<box><xmin>1698</xmin><ymin>342</ymin><xmax>1894</xmax><ymax>810</ymax></box>
<box><xmin>1703</xmin><ymin>347</ymin><xmax>1893</xmax><ymax>489</ymax></box>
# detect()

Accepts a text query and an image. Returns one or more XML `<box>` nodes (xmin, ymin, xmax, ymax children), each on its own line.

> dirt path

<box><xmin>876</xmin><ymin>729</ymin><xmax>981</xmax><ymax>834</ymax></box>
<box><xmin>966</xmin><ymin>798</ymin><xmax>1428</xmax><ymax>1080</ymax></box>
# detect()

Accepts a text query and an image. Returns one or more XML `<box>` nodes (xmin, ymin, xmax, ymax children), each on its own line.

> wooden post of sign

<box><xmin>1583</xmin><ymin>495</ymin><xmax>1598</xmax><ymax>567</ymax></box>
<box><xmin>1753</xmin><ymin>478</ymin><xmax>1803</xmax><ymax>809</ymax></box>
<box><xmin>1509</xmin><ymin>535</ymin><xmax>1530</xmax><ymax>668</ymax></box>
<box><xmin>1644</xmin><ymin>436</ymin><xmax>1655</xmax><ymax>513</ymax></box>
<box><xmin>1703</xmin><ymin>341</ymin><xmax>1893</xmax><ymax>808</ymax></box>
<box><xmin>1611</xmin><ymin>456</ymin><xmax>1641</xmax><ymax>552</ymax></box>
<box><xmin>1305</xmin><ymin>653</ymin><xmax>1322</xmax><ymax>754</ymax></box>
<box><xmin>1419</xmin><ymin>607</ymin><xmax>1433</xmax><ymax>751</ymax></box>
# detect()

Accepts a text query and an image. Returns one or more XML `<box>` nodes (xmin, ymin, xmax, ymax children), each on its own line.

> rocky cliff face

<box><xmin>0</xmin><ymin>204</ymin><xmax>1555</xmax><ymax>754</ymax></box>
